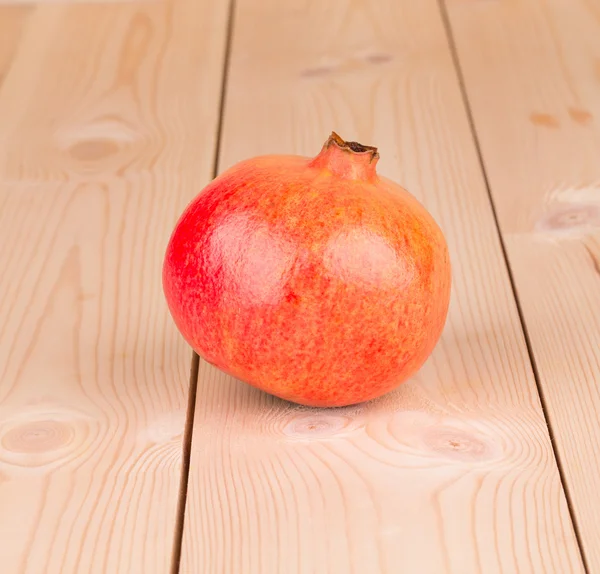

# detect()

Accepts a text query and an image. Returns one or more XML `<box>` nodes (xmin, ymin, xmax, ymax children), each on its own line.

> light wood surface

<box><xmin>0</xmin><ymin>1</ymin><xmax>228</xmax><ymax>572</ymax></box>
<box><xmin>445</xmin><ymin>0</ymin><xmax>600</xmax><ymax>569</ymax></box>
<box><xmin>180</xmin><ymin>0</ymin><xmax>585</xmax><ymax>572</ymax></box>
<box><xmin>2</xmin><ymin>0</ymin><xmax>596</xmax><ymax>572</ymax></box>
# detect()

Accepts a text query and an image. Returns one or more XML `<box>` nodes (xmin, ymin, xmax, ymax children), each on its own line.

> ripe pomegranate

<box><xmin>163</xmin><ymin>132</ymin><xmax>451</xmax><ymax>407</ymax></box>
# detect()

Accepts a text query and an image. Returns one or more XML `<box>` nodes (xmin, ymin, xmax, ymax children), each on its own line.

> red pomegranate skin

<box><xmin>163</xmin><ymin>134</ymin><xmax>451</xmax><ymax>407</ymax></box>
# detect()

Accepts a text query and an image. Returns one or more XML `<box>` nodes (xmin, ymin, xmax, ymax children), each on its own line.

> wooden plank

<box><xmin>180</xmin><ymin>0</ymin><xmax>585</xmax><ymax>572</ymax></box>
<box><xmin>0</xmin><ymin>1</ymin><xmax>228</xmax><ymax>572</ymax></box>
<box><xmin>444</xmin><ymin>0</ymin><xmax>600</xmax><ymax>569</ymax></box>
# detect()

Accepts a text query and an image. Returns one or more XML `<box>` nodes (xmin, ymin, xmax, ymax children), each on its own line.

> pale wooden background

<box><xmin>0</xmin><ymin>0</ymin><xmax>598</xmax><ymax>573</ymax></box>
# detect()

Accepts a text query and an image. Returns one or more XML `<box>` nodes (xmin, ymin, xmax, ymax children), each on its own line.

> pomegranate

<box><xmin>163</xmin><ymin>132</ymin><xmax>451</xmax><ymax>407</ymax></box>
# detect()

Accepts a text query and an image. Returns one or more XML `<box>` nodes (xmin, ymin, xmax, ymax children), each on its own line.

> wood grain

<box><xmin>445</xmin><ymin>0</ymin><xmax>600</xmax><ymax>569</ymax></box>
<box><xmin>0</xmin><ymin>1</ymin><xmax>228</xmax><ymax>572</ymax></box>
<box><xmin>180</xmin><ymin>0</ymin><xmax>585</xmax><ymax>572</ymax></box>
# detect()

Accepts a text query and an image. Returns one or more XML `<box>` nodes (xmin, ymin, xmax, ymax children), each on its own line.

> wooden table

<box><xmin>1</xmin><ymin>0</ymin><xmax>598</xmax><ymax>572</ymax></box>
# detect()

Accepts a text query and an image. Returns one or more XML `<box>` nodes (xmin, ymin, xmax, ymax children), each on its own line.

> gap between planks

<box><xmin>169</xmin><ymin>0</ymin><xmax>237</xmax><ymax>571</ymax></box>
<box><xmin>436</xmin><ymin>0</ymin><xmax>590</xmax><ymax>571</ymax></box>
<box><xmin>170</xmin><ymin>353</ymin><xmax>200</xmax><ymax>574</ymax></box>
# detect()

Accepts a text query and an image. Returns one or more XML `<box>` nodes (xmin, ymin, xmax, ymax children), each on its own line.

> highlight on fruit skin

<box><xmin>162</xmin><ymin>132</ymin><xmax>451</xmax><ymax>408</ymax></box>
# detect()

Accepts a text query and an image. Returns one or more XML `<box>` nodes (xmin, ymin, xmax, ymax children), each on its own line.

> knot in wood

<box><xmin>2</xmin><ymin>420</ymin><xmax>74</xmax><ymax>455</ymax></box>
<box><xmin>423</xmin><ymin>425</ymin><xmax>493</xmax><ymax>462</ymax></box>
<box><xmin>283</xmin><ymin>413</ymin><xmax>354</xmax><ymax>439</ymax></box>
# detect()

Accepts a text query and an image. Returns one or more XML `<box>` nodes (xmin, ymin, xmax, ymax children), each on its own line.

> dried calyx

<box><xmin>309</xmin><ymin>131</ymin><xmax>380</xmax><ymax>181</ymax></box>
<box><xmin>325</xmin><ymin>131</ymin><xmax>379</xmax><ymax>162</ymax></box>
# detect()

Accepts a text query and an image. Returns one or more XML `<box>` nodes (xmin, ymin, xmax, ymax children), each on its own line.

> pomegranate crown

<box><xmin>325</xmin><ymin>131</ymin><xmax>379</xmax><ymax>163</ymax></box>
<box><xmin>309</xmin><ymin>131</ymin><xmax>380</xmax><ymax>181</ymax></box>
